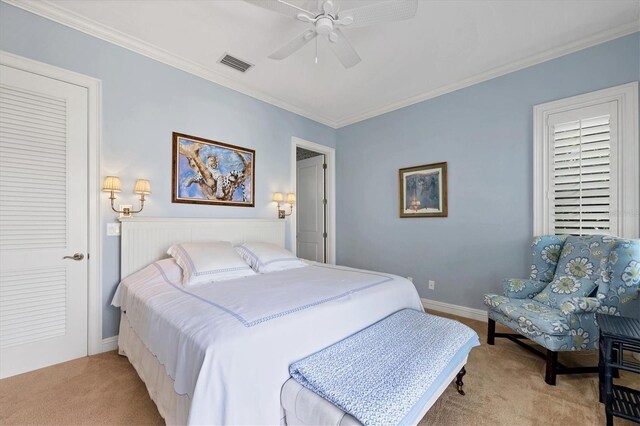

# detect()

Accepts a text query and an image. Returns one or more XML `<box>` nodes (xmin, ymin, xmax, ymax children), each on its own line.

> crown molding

<box><xmin>2</xmin><ymin>0</ymin><xmax>339</xmax><ymax>128</ymax></box>
<box><xmin>5</xmin><ymin>0</ymin><xmax>638</xmax><ymax>129</ymax></box>
<box><xmin>335</xmin><ymin>21</ymin><xmax>640</xmax><ymax>128</ymax></box>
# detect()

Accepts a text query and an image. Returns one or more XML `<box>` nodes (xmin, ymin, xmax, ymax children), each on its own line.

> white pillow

<box><xmin>167</xmin><ymin>241</ymin><xmax>255</xmax><ymax>287</ymax></box>
<box><xmin>235</xmin><ymin>242</ymin><xmax>307</xmax><ymax>273</ymax></box>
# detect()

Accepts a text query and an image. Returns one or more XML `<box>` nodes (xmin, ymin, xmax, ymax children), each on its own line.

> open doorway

<box><xmin>296</xmin><ymin>147</ymin><xmax>326</xmax><ymax>262</ymax></box>
<box><xmin>290</xmin><ymin>137</ymin><xmax>336</xmax><ymax>264</ymax></box>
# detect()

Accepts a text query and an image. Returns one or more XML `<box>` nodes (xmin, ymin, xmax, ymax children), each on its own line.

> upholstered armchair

<box><xmin>484</xmin><ymin>235</ymin><xmax>639</xmax><ymax>385</ymax></box>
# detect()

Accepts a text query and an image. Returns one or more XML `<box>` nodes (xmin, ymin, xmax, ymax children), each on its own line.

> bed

<box><xmin>113</xmin><ymin>218</ymin><xmax>473</xmax><ymax>425</ymax></box>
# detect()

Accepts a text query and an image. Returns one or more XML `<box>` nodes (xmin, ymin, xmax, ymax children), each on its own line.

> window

<box><xmin>533</xmin><ymin>82</ymin><xmax>638</xmax><ymax>238</ymax></box>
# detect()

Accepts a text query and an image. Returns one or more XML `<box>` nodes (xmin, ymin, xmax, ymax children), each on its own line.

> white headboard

<box><xmin>120</xmin><ymin>217</ymin><xmax>285</xmax><ymax>279</ymax></box>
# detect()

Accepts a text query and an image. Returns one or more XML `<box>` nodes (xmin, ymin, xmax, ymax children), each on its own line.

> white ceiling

<box><xmin>9</xmin><ymin>0</ymin><xmax>640</xmax><ymax>128</ymax></box>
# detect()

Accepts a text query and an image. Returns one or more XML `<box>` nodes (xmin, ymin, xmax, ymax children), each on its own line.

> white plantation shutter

<box><xmin>551</xmin><ymin>110</ymin><xmax>615</xmax><ymax>236</ymax></box>
<box><xmin>534</xmin><ymin>84</ymin><xmax>639</xmax><ymax>239</ymax></box>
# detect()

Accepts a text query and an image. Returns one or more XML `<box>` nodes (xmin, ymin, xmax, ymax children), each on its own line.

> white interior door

<box><xmin>0</xmin><ymin>64</ymin><xmax>88</xmax><ymax>378</ymax></box>
<box><xmin>296</xmin><ymin>155</ymin><xmax>325</xmax><ymax>262</ymax></box>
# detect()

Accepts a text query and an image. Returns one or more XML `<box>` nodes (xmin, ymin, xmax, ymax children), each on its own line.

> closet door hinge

<box><xmin>322</xmin><ymin>163</ymin><xmax>327</xmax><ymax>170</ymax></box>
<box><xmin>322</xmin><ymin>232</ymin><xmax>328</xmax><ymax>238</ymax></box>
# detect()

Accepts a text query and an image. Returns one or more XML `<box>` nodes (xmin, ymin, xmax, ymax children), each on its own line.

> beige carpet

<box><xmin>0</xmin><ymin>312</ymin><xmax>636</xmax><ymax>425</ymax></box>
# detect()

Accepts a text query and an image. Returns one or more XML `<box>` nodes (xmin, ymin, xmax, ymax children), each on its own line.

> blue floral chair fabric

<box><xmin>484</xmin><ymin>235</ymin><xmax>640</xmax><ymax>384</ymax></box>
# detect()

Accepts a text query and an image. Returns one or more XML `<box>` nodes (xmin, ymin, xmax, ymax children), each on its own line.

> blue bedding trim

<box><xmin>236</xmin><ymin>245</ymin><xmax>301</xmax><ymax>268</ymax></box>
<box><xmin>153</xmin><ymin>263</ymin><xmax>248</xmax><ymax>325</ymax></box>
<box><xmin>289</xmin><ymin>309</ymin><xmax>480</xmax><ymax>426</ymax></box>
<box><xmin>176</xmin><ymin>244</ymin><xmax>252</xmax><ymax>277</ymax></box>
<box><xmin>152</xmin><ymin>262</ymin><xmax>393</xmax><ymax>328</ymax></box>
<box><xmin>235</xmin><ymin>246</ymin><xmax>260</xmax><ymax>268</ymax></box>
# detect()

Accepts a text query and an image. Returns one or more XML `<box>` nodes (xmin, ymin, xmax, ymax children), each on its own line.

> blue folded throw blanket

<box><xmin>289</xmin><ymin>309</ymin><xmax>480</xmax><ymax>426</ymax></box>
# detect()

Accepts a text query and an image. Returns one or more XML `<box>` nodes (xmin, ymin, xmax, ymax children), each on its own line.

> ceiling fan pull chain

<box><xmin>315</xmin><ymin>36</ymin><xmax>318</xmax><ymax>64</ymax></box>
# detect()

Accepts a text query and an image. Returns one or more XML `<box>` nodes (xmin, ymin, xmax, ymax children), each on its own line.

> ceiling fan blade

<box><xmin>268</xmin><ymin>30</ymin><xmax>317</xmax><ymax>60</ymax></box>
<box><xmin>243</xmin><ymin>0</ymin><xmax>314</xmax><ymax>19</ymax></box>
<box><xmin>337</xmin><ymin>0</ymin><xmax>418</xmax><ymax>29</ymax></box>
<box><xmin>327</xmin><ymin>29</ymin><xmax>361</xmax><ymax>68</ymax></box>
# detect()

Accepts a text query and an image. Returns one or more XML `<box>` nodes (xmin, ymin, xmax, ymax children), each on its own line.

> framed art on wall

<box><xmin>399</xmin><ymin>161</ymin><xmax>447</xmax><ymax>218</ymax></box>
<box><xmin>172</xmin><ymin>132</ymin><xmax>255</xmax><ymax>207</ymax></box>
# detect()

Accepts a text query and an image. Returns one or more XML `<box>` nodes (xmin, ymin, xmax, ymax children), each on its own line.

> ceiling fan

<box><xmin>244</xmin><ymin>0</ymin><xmax>418</xmax><ymax>68</ymax></box>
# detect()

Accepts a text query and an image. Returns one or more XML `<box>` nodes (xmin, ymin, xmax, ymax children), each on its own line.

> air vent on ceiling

<box><xmin>218</xmin><ymin>53</ymin><xmax>253</xmax><ymax>73</ymax></box>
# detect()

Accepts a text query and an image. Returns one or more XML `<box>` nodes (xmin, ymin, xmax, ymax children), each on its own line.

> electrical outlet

<box><xmin>428</xmin><ymin>280</ymin><xmax>435</xmax><ymax>290</ymax></box>
<box><xmin>407</xmin><ymin>276</ymin><xmax>413</xmax><ymax>283</ymax></box>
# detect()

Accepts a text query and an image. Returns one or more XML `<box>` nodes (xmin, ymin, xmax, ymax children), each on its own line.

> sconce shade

<box><xmin>134</xmin><ymin>179</ymin><xmax>152</xmax><ymax>194</ymax></box>
<box><xmin>286</xmin><ymin>193</ymin><xmax>296</xmax><ymax>204</ymax></box>
<box><xmin>102</xmin><ymin>176</ymin><xmax>121</xmax><ymax>193</ymax></box>
<box><xmin>272</xmin><ymin>192</ymin><xmax>284</xmax><ymax>203</ymax></box>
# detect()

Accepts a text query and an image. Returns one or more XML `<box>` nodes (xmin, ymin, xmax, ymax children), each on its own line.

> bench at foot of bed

<box><xmin>282</xmin><ymin>309</ymin><xmax>479</xmax><ymax>426</ymax></box>
<box><xmin>282</xmin><ymin>365</ymin><xmax>470</xmax><ymax>426</ymax></box>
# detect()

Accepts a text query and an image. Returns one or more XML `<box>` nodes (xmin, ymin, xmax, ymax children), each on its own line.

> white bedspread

<box><xmin>112</xmin><ymin>259</ymin><xmax>423</xmax><ymax>425</ymax></box>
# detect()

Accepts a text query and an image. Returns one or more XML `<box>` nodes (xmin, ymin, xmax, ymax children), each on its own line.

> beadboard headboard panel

<box><xmin>119</xmin><ymin>218</ymin><xmax>285</xmax><ymax>279</ymax></box>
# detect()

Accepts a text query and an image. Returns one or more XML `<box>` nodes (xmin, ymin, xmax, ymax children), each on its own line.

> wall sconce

<box><xmin>102</xmin><ymin>176</ymin><xmax>151</xmax><ymax>217</ymax></box>
<box><xmin>273</xmin><ymin>192</ymin><xmax>295</xmax><ymax>219</ymax></box>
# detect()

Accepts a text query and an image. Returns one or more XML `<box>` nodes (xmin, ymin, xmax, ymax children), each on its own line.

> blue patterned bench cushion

<box><xmin>289</xmin><ymin>309</ymin><xmax>479</xmax><ymax>426</ymax></box>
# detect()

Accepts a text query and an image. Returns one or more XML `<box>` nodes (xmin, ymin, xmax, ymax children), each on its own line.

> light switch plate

<box><xmin>106</xmin><ymin>222</ymin><xmax>121</xmax><ymax>236</ymax></box>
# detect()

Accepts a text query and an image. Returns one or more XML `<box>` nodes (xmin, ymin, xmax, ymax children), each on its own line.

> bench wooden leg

<box><xmin>487</xmin><ymin>318</ymin><xmax>495</xmax><ymax>345</ymax></box>
<box><xmin>545</xmin><ymin>350</ymin><xmax>557</xmax><ymax>386</ymax></box>
<box><xmin>456</xmin><ymin>367</ymin><xmax>466</xmax><ymax>395</ymax></box>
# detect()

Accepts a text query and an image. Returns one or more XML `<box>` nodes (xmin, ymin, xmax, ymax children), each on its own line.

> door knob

<box><xmin>63</xmin><ymin>253</ymin><xmax>84</xmax><ymax>261</ymax></box>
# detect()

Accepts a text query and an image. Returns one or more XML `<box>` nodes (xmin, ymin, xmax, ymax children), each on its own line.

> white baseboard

<box><xmin>101</xmin><ymin>335</ymin><xmax>119</xmax><ymax>352</ymax></box>
<box><xmin>421</xmin><ymin>298</ymin><xmax>488</xmax><ymax>322</ymax></box>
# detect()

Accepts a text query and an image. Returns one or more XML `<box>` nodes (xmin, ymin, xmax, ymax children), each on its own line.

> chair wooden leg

<box><xmin>487</xmin><ymin>318</ymin><xmax>495</xmax><ymax>345</ymax></box>
<box><xmin>545</xmin><ymin>350</ymin><xmax>558</xmax><ymax>386</ymax></box>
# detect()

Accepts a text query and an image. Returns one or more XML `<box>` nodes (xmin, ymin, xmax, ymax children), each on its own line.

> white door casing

<box><xmin>296</xmin><ymin>155</ymin><xmax>325</xmax><ymax>262</ymax></box>
<box><xmin>0</xmin><ymin>64</ymin><xmax>88</xmax><ymax>378</ymax></box>
<box><xmin>290</xmin><ymin>137</ymin><xmax>336</xmax><ymax>264</ymax></box>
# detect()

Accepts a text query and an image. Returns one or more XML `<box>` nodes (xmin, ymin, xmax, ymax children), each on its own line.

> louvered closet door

<box><xmin>548</xmin><ymin>101</ymin><xmax>618</xmax><ymax>236</ymax></box>
<box><xmin>0</xmin><ymin>64</ymin><xmax>88</xmax><ymax>378</ymax></box>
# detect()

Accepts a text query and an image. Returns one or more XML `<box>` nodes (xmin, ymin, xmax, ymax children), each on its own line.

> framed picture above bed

<box><xmin>172</xmin><ymin>132</ymin><xmax>255</xmax><ymax>207</ymax></box>
<box><xmin>399</xmin><ymin>161</ymin><xmax>448</xmax><ymax>218</ymax></box>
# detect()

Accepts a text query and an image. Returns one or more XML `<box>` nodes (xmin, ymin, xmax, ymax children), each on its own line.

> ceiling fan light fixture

<box><xmin>323</xmin><ymin>0</ymin><xmax>336</xmax><ymax>16</ymax></box>
<box><xmin>245</xmin><ymin>0</ymin><xmax>419</xmax><ymax>69</ymax></box>
<box><xmin>316</xmin><ymin>17</ymin><xmax>333</xmax><ymax>35</ymax></box>
<box><xmin>335</xmin><ymin>16</ymin><xmax>353</xmax><ymax>26</ymax></box>
<box><xmin>297</xmin><ymin>13</ymin><xmax>315</xmax><ymax>23</ymax></box>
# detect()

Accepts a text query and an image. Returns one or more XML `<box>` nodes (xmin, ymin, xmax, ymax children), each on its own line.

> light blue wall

<box><xmin>2</xmin><ymin>2</ymin><xmax>638</xmax><ymax>337</ymax></box>
<box><xmin>0</xmin><ymin>3</ymin><xmax>336</xmax><ymax>338</ymax></box>
<box><xmin>336</xmin><ymin>33</ymin><xmax>640</xmax><ymax>311</ymax></box>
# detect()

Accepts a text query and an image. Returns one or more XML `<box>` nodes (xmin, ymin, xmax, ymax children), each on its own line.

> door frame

<box><xmin>1</xmin><ymin>51</ymin><xmax>103</xmax><ymax>355</ymax></box>
<box><xmin>290</xmin><ymin>137</ymin><xmax>336</xmax><ymax>264</ymax></box>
